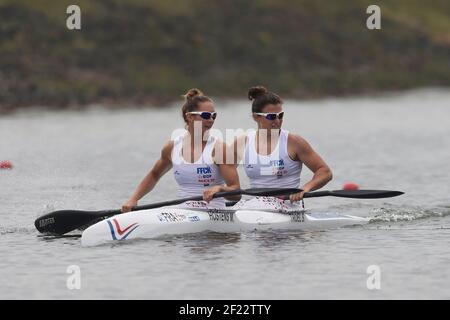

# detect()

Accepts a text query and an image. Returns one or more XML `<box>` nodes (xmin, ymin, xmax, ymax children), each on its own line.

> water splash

<box><xmin>0</xmin><ymin>226</ymin><xmax>34</xmax><ymax>235</ymax></box>
<box><xmin>370</xmin><ymin>206</ymin><xmax>450</xmax><ymax>223</ymax></box>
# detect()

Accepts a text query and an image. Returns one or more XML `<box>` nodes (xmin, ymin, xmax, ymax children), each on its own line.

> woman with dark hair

<box><xmin>122</xmin><ymin>89</ymin><xmax>240</xmax><ymax>212</ymax></box>
<box><xmin>235</xmin><ymin>86</ymin><xmax>332</xmax><ymax>208</ymax></box>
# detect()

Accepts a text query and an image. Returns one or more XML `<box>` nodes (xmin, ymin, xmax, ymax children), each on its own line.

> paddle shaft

<box><xmin>34</xmin><ymin>188</ymin><xmax>403</xmax><ymax>234</ymax></box>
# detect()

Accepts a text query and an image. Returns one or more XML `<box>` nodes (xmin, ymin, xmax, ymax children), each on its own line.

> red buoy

<box><xmin>343</xmin><ymin>182</ymin><xmax>359</xmax><ymax>190</ymax></box>
<box><xmin>0</xmin><ymin>160</ymin><xmax>13</xmax><ymax>169</ymax></box>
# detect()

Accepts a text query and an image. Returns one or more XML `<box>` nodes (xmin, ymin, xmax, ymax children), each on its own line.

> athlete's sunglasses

<box><xmin>254</xmin><ymin>111</ymin><xmax>284</xmax><ymax>120</ymax></box>
<box><xmin>187</xmin><ymin>111</ymin><xmax>217</xmax><ymax>120</ymax></box>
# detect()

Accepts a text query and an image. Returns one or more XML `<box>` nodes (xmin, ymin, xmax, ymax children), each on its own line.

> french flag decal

<box><xmin>107</xmin><ymin>218</ymin><xmax>139</xmax><ymax>240</ymax></box>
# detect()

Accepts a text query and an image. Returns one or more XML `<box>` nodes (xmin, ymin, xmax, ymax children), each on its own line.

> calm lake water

<box><xmin>1</xmin><ymin>88</ymin><xmax>449</xmax><ymax>299</ymax></box>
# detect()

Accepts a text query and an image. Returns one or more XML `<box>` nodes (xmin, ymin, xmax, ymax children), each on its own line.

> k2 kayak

<box><xmin>81</xmin><ymin>207</ymin><xmax>368</xmax><ymax>247</ymax></box>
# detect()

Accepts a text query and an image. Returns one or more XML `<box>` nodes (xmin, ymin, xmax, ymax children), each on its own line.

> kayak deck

<box><xmin>81</xmin><ymin>207</ymin><xmax>369</xmax><ymax>247</ymax></box>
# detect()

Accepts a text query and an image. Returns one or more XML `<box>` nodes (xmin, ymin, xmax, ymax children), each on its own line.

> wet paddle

<box><xmin>34</xmin><ymin>188</ymin><xmax>403</xmax><ymax>235</ymax></box>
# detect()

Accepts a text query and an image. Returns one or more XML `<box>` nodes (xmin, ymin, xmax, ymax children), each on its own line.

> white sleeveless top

<box><xmin>171</xmin><ymin>135</ymin><xmax>225</xmax><ymax>207</ymax></box>
<box><xmin>243</xmin><ymin>129</ymin><xmax>302</xmax><ymax>188</ymax></box>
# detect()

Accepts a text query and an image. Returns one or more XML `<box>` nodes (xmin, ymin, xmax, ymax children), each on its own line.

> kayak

<box><xmin>80</xmin><ymin>206</ymin><xmax>369</xmax><ymax>247</ymax></box>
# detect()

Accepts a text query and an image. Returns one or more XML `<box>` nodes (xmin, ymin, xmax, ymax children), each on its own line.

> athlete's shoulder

<box><xmin>161</xmin><ymin>140</ymin><xmax>174</xmax><ymax>157</ymax></box>
<box><xmin>288</xmin><ymin>134</ymin><xmax>317</xmax><ymax>159</ymax></box>
<box><xmin>287</xmin><ymin>132</ymin><xmax>307</xmax><ymax>144</ymax></box>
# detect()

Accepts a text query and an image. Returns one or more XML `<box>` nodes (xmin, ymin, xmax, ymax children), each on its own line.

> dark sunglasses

<box><xmin>187</xmin><ymin>111</ymin><xmax>217</xmax><ymax>120</ymax></box>
<box><xmin>254</xmin><ymin>111</ymin><xmax>284</xmax><ymax>120</ymax></box>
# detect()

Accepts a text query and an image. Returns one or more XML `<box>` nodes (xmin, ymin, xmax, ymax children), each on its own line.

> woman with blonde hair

<box><xmin>122</xmin><ymin>89</ymin><xmax>240</xmax><ymax>212</ymax></box>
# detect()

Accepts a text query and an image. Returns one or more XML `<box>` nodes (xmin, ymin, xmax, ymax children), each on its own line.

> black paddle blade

<box><xmin>328</xmin><ymin>190</ymin><xmax>404</xmax><ymax>199</ymax></box>
<box><xmin>34</xmin><ymin>210</ymin><xmax>111</xmax><ymax>235</ymax></box>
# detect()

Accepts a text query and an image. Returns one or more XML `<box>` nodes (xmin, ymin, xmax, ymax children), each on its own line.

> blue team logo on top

<box><xmin>259</xmin><ymin>159</ymin><xmax>286</xmax><ymax>177</ymax></box>
<box><xmin>270</xmin><ymin>159</ymin><xmax>285</xmax><ymax>167</ymax></box>
<box><xmin>197</xmin><ymin>166</ymin><xmax>212</xmax><ymax>175</ymax></box>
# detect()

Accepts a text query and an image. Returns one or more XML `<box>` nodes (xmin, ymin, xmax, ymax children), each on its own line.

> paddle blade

<box><xmin>325</xmin><ymin>190</ymin><xmax>404</xmax><ymax>199</ymax></box>
<box><xmin>34</xmin><ymin>210</ymin><xmax>114</xmax><ymax>235</ymax></box>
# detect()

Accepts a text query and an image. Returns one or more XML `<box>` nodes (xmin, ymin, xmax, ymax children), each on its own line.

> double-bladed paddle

<box><xmin>34</xmin><ymin>188</ymin><xmax>403</xmax><ymax>235</ymax></box>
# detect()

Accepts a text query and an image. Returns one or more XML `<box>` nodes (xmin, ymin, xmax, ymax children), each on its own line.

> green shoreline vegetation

<box><xmin>0</xmin><ymin>0</ymin><xmax>449</xmax><ymax>112</ymax></box>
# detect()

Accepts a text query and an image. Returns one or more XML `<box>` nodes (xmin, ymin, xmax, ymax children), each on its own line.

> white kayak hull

<box><xmin>81</xmin><ymin>207</ymin><xmax>369</xmax><ymax>247</ymax></box>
